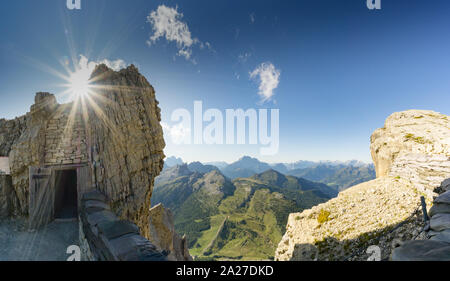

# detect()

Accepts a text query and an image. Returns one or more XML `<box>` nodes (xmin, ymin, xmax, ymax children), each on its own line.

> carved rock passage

<box><xmin>87</xmin><ymin>64</ymin><xmax>165</xmax><ymax>239</ymax></box>
<box><xmin>4</xmin><ymin>65</ymin><xmax>165</xmax><ymax>224</ymax></box>
<box><xmin>0</xmin><ymin>65</ymin><xmax>196</xmax><ymax>260</ymax></box>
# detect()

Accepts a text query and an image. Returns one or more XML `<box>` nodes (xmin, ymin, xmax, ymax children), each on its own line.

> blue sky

<box><xmin>1</xmin><ymin>0</ymin><xmax>449</xmax><ymax>163</ymax></box>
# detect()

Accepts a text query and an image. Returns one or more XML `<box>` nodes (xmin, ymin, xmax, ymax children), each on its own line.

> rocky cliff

<box><xmin>0</xmin><ymin>64</ymin><xmax>192</xmax><ymax>260</ymax></box>
<box><xmin>275</xmin><ymin>110</ymin><xmax>450</xmax><ymax>261</ymax></box>
<box><xmin>371</xmin><ymin>110</ymin><xmax>450</xmax><ymax>197</ymax></box>
<box><xmin>87</xmin><ymin>64</ymin><xmax>165</xmax><ymax>239</ymax></box>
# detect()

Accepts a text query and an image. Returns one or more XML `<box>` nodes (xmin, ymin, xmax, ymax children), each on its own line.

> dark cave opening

<box><xmin>54</xmin><ymin>169</ymin><xmax>78</xmax><ymax>219</ymax></box>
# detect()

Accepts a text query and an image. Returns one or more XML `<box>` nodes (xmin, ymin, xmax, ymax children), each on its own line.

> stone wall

<box><xmin>8</xmin><ymin>92</ymin><xmax>88</xmax><ymax>215</ymax></box>
<box><xmin>79</xmin><ymin>190</ymin><xmax>167</xmax><ymax>261</ymax></box>
<box><xmin>44</xmin><ymin>104</ymin><xmax>88</xmax><ymax>166</ymax></box>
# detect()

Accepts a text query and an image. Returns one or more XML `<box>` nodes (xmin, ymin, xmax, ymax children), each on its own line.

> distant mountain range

<box><xmin>164</xmin><ymin>155</ymin><xmax>375</xmax><ymax>191</ymax></box>
<box><xmin>152</xmin><ymin>161</ymin><xmax>338</xmax><ymax>260</ymax></box>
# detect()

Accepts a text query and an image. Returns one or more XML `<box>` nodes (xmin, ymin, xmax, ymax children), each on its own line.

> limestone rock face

<box><xmin>87</xmin><ymin>64</ymin><xmax>165</xmax><ymax>239</ymax></box>
<box><xmin>0</xmin><ymin>117</ymin><xmax>27</xmax><ymax>157</ymax></box>
<box><xmin>276</xmin><ymin>110</ymin><xmax>450</xmax><ymax>261</ymax></box>
<box><xmin>148</xmin><ymin>203</ymin><xmax>192</xmax><ymax>261</ymax></box>
<box><xmin>371</xmin><ymin>110</ymin><xmax>450</xmax><ymax>194</ymax></box>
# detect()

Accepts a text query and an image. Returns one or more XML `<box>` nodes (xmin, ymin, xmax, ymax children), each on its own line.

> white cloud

<box><xmin>77</xmin><ymin>55</ymin><xmax>127</xmax><ymax>73</ymax></box>
<box><xmin>250</xmin><ymin>62</ymin><xmax>281</xmax><ymax>102</ymax></box>
<box><xmin>147</xmin><ymin>5</ymin><xmax>206</xmax><ymax>62</ymax></box>
<box><xmin>161</xmin><ymin>121</ymin><xmax>191</xmax><ymax>144</ymax></box>
<box><xmin>250</xmin><ymin>13</ymin><xmax>255</xmax><ymax>24</ymax></box>
<box><xmin>98</xmin><ymin>58</ymin><xmax>127</xmax><ymax>71</ymax></box>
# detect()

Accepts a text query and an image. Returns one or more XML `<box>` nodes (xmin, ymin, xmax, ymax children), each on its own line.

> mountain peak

<box><xmin>251</xmin><ymin>169</ymin><xmax>287</xmax><ymax>186</ymax></box>
<box><xmin>259</xmin><ymin>168</ymin><xmax>284</xmax><ymax>177</ymax></box>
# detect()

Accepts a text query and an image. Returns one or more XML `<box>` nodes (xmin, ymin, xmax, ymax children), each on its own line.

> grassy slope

<box><xmin>190</xmin><ymin>178</ymin><xmax>317</xmax><ymax>260</ymax></box>
<box><xmin>154</xmin><ymin>170</ymin><xmax>334</xmax><ymax>261</ymax></box>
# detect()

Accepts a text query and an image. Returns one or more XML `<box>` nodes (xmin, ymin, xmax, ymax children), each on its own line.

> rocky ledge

<box><xmin>275</xmin><ymin>110</ymin><xmax>450</xmax><ymax>261</ymax></box>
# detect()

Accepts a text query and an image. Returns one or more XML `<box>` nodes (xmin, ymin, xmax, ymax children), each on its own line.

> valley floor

<box><xmin>0</xmin><ymin>218</ymin><xmax>78</xmax><ymax>261</ymax></box>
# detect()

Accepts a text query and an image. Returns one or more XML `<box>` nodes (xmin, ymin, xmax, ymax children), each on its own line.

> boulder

<box><xmin>430</xmin><ymin>229</ymin><xmax>450</xmax><ymax>244</ymax></box>
<box><xmin>107</xmin><ymin>234</ymin><xmax>167</xmax><ymax>261</ymax></box>
<box><xmin>391</xmin><ymin>240</ymin><xmax>450</xmax><ymax>261</ymax></box>
<box><xmin>430</xmin><ymin>213</ymin><xmax>450</xmax><ymax>232</ymax></box>
<box><xmin>434</xmin><ymin>190</ymin><xmax>450</xmax><ymax>204</ymax></box>
<box><xmin>97</xmin><ymin>220</ymin><xmax>140</xmax><ymax>240</ymax></box>
<box><xmin>429</xmin><ymin>203</ymin><xmax>450</xmax><ymax>217</ymax></box>
<box><xmin>86</xmin><ymin>210</ymin><xmax>119</xmax><ymax>227</ymax></box>
<box><xmin>441</xmin><ymin>178</ymin><xmax>450</xmax><ymax>192</ymax></box>
<box><xmin>82</xmin><ymin>191</ymin><xmax>107</xmax><ymax>203</ymax></box>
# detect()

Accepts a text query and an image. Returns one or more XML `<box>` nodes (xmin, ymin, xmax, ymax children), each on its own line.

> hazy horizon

<box><xmin>164</xmin><ymin>154</ymin><xmax>374</xmax><ymax>166</ymax></box>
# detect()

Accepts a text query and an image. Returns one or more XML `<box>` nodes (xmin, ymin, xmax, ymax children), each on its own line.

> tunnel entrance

<box><xmin>54</xmin><ymin>169</ymin><xmax>78</xmax><ymax>219</ymax></box>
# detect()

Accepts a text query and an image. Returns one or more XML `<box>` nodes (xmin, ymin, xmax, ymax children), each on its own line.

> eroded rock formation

<box><xmin>86</xmin><ymin>64</ymin><xmax>165</xmax><ymax>239</ymax></box>
<box><xmin>371</xmin><ymin>110</ymin><xmax>450</xmax><ymax>197</ymax></box>
<box><xmin>275</xmin><ymin>110</ymin><xmax>450</xmax><ymax>261</ymax></box>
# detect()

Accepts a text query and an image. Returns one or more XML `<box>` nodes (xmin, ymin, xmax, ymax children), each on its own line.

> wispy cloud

<box><xmin>147</xmin><ymin>5</ymin><xmax>208</xmax><ymax>62</ymax></box>
<box><xmin>238</xmin><ymin>52</ymin><xmax>252</xmax><ymax>63</ymax></box>
<box><xmin>250</xmin><ymin>62</ymin><xmax>281</xmax><ymax>102</ymax></box>
<box><xmin>250</xmin><ymin>12</ymin><xmax>256</xmax><ymax>24</ymax></box>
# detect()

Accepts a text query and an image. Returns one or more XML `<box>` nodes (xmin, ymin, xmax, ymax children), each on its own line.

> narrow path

<box><xmin>0</xmin><ymin>218</ymin><xmax>79</xmax><ymax>261</ymax></box>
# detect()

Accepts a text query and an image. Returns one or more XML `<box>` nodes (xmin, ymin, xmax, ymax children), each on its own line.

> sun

<box><xmin>68</xmin><ymin>67</ymin><xmax>92</xmax><ymax>99</ymax></box>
